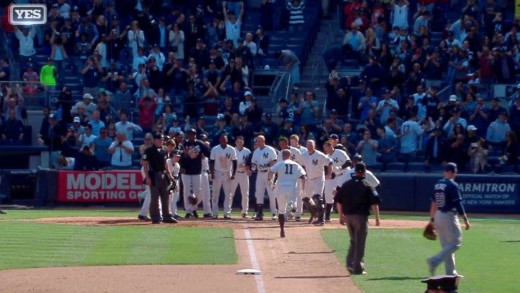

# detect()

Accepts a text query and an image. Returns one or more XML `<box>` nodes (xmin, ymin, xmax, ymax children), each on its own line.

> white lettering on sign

<box><xmin>459</xmin><ymin>183</ymin><xmax>516</xmax><ymax>193</ymax></box>
<box><xmin>67</xmin><ymin>173</ymin><xmax>142</xmax><ymax>190</ymax></box>
<box><xmin>9</xmin><ymin>4</ymin><xmax>47</xmax><ymax>25</ymax></box>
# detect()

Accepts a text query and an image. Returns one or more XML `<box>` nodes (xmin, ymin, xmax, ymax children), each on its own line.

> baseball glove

<box><xmin>188</xmin><ymin>193</ymin><xmax>198</xmax><ymax>205</ymax></box>
<box><xmin>423</xmin><ymin>222</ymin><xmax>437</xmax><ymax>241</ymax></box>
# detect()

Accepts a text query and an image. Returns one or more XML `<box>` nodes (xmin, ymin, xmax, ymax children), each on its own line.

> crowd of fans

<box><xmin>0</xmin><ymin>0</ymin><xmax>519</xmax><ymax>173</ymax></box>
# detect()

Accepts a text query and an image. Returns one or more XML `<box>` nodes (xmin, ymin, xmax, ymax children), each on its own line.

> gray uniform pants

<box><xmin>345</xmin><ymin>214</ymin><xmax>368</xmax><ymax>273</ymax></box>
<box><xmin>430</xmin><ymin>210</ymin><xmax>462</xmax><ymax>275</ymax></box>
<box><xmin>150</xmin><ymin>172</ymin><xmax>172</xmax><ymax>221</ymax></box>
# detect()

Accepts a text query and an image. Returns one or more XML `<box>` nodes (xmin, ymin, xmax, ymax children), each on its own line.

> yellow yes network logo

<box><xmin>9</xmin><ymin>4</ymin><xmax>47</xmax><ymax>26</ymax></box>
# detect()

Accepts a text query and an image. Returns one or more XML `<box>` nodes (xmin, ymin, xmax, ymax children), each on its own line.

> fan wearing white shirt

<box><xmin>300</xmin><ymin>140</ymin><xmax>332</xmax><ymax>225</ymax></box>
<box><xmin>249</xmin><ymin>135</ymin><xmax>278</xmax><ymax>220</ymax></box>
<box><xmin>269</xmin><ymin>149</ymin><xmax>306</xmax><ymax>238</ymax></box>
<box><xmin>230</xmin><ymin>136</ymin><xmax>252</xmax><ymax>218</ymax></box>
<box><xmin>277</xmin><ymin>137</ymin><xmax>303</xmax><ymax>220</ymax></box>
<box><xmin>209</xmin><ymin>134</ymin><xmax>237</xmax><ymax>219</ymax></box>
<box><xmin>323</xmin><ymin>140</ymin><xmax>351</xmax><ymax>222</ymax></box>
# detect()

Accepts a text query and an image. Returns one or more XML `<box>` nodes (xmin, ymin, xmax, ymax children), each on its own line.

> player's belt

<box><xmin>258</xmin><ymin>170</ymin><xmax>268</xmax><ymax>173</ymax></box>
<box><xmin>236</xmin><ymin>171</ymin><xmax>245</xmax><ymax>173</ymax></box>
<box><xmin>173</xmin><ymin>176</ymin><xmax>179</xmax><ymax>179</ymax></box>
<box><xmin>202</xmin><ymin>170</ymin><xmax>210</xmax><ymax>173</ymax></box>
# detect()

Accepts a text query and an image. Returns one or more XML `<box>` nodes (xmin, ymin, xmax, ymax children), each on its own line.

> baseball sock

<box><xmin>278</xmin><ymin>213</ymin><xmax>285</xmax><ymax>237</ymax></box>
<box><xmin>325</xmin><ymin>203</ymin><xmax>333</xmax><ymax>221</ymax></box>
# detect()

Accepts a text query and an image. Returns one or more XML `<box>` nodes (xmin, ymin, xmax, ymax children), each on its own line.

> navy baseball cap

<box><xmin>187</xmin><ymin>128</ymin><xmax>197</xmax><ymax>134</ymax></box>
<box><xmin>444</xmin><ymin>162</ymin><xmax>458</xmax><ymax>173</ymax></box>
<box><xmin>355</xmin><ymin>162</ymin><xmax>366</xmax><ymax>173</ymax></box>
<box><xmin>153</xmin><ymin>133</ymin><xmax>164</xmax><ymax>140</ymax></box>
<box><xmin>353</xmin><ymin>154</ymin><xmax>363</xmax><ymax>162</ymax></box>
<box><xmin>329</xmin><ymin>134</ymin><xmax>339</xmax><ymax>140</ymax></box>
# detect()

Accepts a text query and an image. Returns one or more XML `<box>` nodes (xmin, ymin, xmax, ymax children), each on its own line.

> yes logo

<box><xmin>9</xmin><ymin>4</ymin><xmax>47</xmax><ymax>25</ymax></box>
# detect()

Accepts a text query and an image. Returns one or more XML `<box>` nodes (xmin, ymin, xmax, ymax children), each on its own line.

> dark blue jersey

<box><xmin>432</xmin><ymin>178</ymin><xmax>465</xmax><ymax>214</ymax></box>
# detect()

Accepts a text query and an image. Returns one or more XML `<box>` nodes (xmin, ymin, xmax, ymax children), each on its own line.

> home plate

<box><xmin>236</xmin><ymin>269</ymin><xmax>262</xmax><ymax>275</ymax></box>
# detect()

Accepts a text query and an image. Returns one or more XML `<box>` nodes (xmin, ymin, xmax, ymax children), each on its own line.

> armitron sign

<box><xmin>9</xmin><ymin>4</ymin><xmax>47</xmax><ymax>26</ymax></box>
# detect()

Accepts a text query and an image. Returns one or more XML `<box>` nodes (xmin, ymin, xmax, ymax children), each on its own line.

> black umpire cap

<box><xmin>352</xmin><ymin>154</ymin><xmax>363</xmax><ymax>162</ymax></box>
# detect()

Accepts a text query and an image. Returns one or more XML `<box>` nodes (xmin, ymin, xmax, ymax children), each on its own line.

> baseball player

<box><xmin>210</xmin><ymin>134</ymin><xmax>238</xmax><ymax>219</ymax></box>
<box><xmin>249</xmin><ymin>135</ymin><xmax>278</xmax><ymax>220</ymax></box>
<box><xmin>300</xmin><ymin>140</ymin><xmax>333</xmax><ymax>225</ymax></box>
<box><xmin>230</xmin><ymin>136</ymin><xmax>252</xmax><ymax>218</ymax></box>
<box><xmin>269</xmin><ymin>149</ymin><xmax>307</xmax><ymax>238</ymax></box>
<box><xmin>323</xmin><ymin>140</ymin><xmax>351</xmax><ymax>222</ymax></box>
<box><xmin>180</xmin><ymin>128</ymin><xmax>211</xmax><ymax>218</ymax></box>
<box><xmin>277</xmin><ymin>137</ymin><xmax>303</xmax><ymax>220</ymax></box>
<box><xmin>345</xmin><ymin>155</ymin><xmax>380</xmax><ymax>190</ymax></box>
<box><xmin>289</xmin><ymin>134</ymin><xmax>307</xmax><ymax>221</ymax></box>
<box><xmin>166</xmin><ymin>150</ymin><xmax>182</xmax><ymax>219</ymax></box>
<box><xmin>201</xmin><ymin>141</ymin><xmax>212</xmax><ymax>217</ymax></box>
<box><xmin>427</xmin><ymin>162</ymin><xmax>470</xmax><ymax>276</ymax></box>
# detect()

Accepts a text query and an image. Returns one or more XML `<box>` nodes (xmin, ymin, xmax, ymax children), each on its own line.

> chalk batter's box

<box><xmin>57</xmin><ymin>170</ymin><xmax>145</xmax><ymax>203</ymax></box>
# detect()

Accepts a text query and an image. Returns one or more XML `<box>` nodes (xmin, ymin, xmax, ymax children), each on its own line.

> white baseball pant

<box><xmin>324</xmin><ymin>173</ymin><xmax>347</xmax><ymax>204</ymax></box>
<box><xmin>170</xmin><ymin>178</ymin><xmax>180</xmax><ymax>216</ymax></box>
<box><xmin>200</xmin><ymin>171</ymin><xmax>211</xmax><ymax>214</ymax></box>
<box><xmin>181</xmin><ymin>174</ymin><xmax>201</xmax><ymax>213</ymax></box>
<box><xmin>230</xmin><ymin>171</ymin><xmax>249</xmax><ymax>214</ymax></box>
<box><xmin>275</xmin><ymin>185</ymin><xmax>299</xmax><ymax>215</ymax></box>
<box><xmin>256</xmin><ymin>171</ymin><xmax>276</xmax><ymax>215</ymax></box>
<box><xmin>297</xmin><ymin>178</ymin><xmax>325</xmax><ymax>216</ymax></box>
<box><xmin>138</xmin><ymin>185</ymin><xmax>152</xmax><ymax>217</ymax></box>
<box><xmin>212</xmin><ymin>171</ymin><xmax>232</xmax><ymax>216</ymax></box>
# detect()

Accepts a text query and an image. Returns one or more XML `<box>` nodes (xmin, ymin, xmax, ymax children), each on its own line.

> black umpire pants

<box><xmin>150</xmin><ymin>172</ymin><xmax>172</xmax><ymax>222</ymax></box>
<box><xmin>345</xmin><ymin>214</ymin><xmax>368</xmax><ymax>274</ymax></box>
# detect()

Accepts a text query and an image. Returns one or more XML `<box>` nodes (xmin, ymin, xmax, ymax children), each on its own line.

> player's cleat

<box><xmin>163</xmin><ymin>217</ymin><xmax>178</xmax><ymax>224</ymax></box>
<box><xmin>313</xmin><ymin>220</ymin><xmax>324</xmax><ymax>226</ymax></box>
<box><xmin>241</xmin><ymin>213</ymin><xmax>249</xmax><ymax>219</ymax></box>
<box><xmin>151</xmin><ymin>220</ymin><xmax>161</xmax><ymax>224</ymax></box>
<box><xmin>272</xmin><ymin>214</ymin><xmax>278</xmax><ymax>220</ymax></box>
<box><xmin>280</xmin><ymin>230</ymin><xmax>285</xmax><ymax>238</ymax></box>
<box><xmin>212</xmin><ymin>215</ymin><xmax>219</xmax><ymax>219</ymax></box>
<box><xmin>325</xmin><ymin>218</ymin><xmax>332</xmax><ymax>223</ymax></box>
<box><xmin>295</xmin><ymin>216</ymin><xmax>301</xmax><ymax>222</ymax></box>
<box><xmin>185</xmin><ymin>213</ymin><xmax>193</xmax><ymax>218</ymax></box>
<box><xmin>137</xmin><ymin>215</ymin><xmax>151</xmax><ymax>221</ymax></box>
<box><xmin>224</xmin><ymin>214</ymin><xmax>232</xmax><ymax>220</ymax></box>
<box><xmin>254</xmin><ymin>214</ymin><xmax>263</xmax><ymax>221</ymax></box>
<box><xmin>173</xmin><ymin>214</ymin><xmax>181</xmax><ymax>220</ymax></box>
<box><xmin>203</xmin><ymin>213</ymin><xmax>212</xmax><ymax>218</ymax></box>
<box><xmin>192</xmin><ymin>211</ymin><xmax>199</xmax><ymax>218</ymax></box>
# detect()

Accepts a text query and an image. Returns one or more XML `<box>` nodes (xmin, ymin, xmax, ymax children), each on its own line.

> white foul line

<box><xmin>243</xmin><ymin>225</ymin><xmax>266</xmax><ymax>293</ymax></box>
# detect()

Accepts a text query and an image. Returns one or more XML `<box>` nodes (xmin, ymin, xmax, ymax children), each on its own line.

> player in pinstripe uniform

<box><xmin>277</xmin><ymin>137</ymin><xmax>303</xmax><ymax>220</ymax></box>
<box><xmin>249</xmin><ymin>135</ymin><xmax>278</xmax><ymax>221</ymax></box>
<box><xmin>230</xmin><ymin>136</ymin><xmax>252</xmax><ymax>218</ymax></box>
<box><xmin>269</xmin><ymin>149</ymin><xmax>307</xmax><ymax>238</ymax></box>
<box><xmin>323</xmin><ymin>140</ymin><xmax>351</xmax><ymax>222</ymax></box>
<box><xmin>290</xmin><ymin>134</ymin><xmax>307</xmax><ymax>221</ymax></box>
<box><xmin>300</xmin><ymin>140</ymin><xmax>333</xmax><ymax>225</ymax></box>
<box><xmin>209</xmin><ymin>134</ymin><xmax>237</xmax><ymax>219</ymax></box>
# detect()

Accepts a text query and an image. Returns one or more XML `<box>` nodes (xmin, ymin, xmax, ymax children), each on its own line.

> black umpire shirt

<box><xmin>143</xmin><ymin>147</ymin><xmax>167</xmax><ymax>173</ymax></box>
<box><xmin>334</xmin><ymin>176</ymin><xmax>380</xmax><ymax>216</ymax></box>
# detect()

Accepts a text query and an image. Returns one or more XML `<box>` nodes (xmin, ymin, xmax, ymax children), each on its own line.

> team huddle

<box><xmin>137</xmin><ymin>131</ymin><xmax>380</xmax><ymax>234</ymax></box>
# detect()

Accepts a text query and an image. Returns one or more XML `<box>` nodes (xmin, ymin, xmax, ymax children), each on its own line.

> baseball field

<box><xmin>0</xmin><ymin>209</ymin><xmax>518</xmax><ymax>293</ymax></box>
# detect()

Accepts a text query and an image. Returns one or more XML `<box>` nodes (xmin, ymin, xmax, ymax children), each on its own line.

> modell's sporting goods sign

<box><xmin>57</xmin><ymin>170</ymin><xmax>145</xmax><ymax>202</ymax></box>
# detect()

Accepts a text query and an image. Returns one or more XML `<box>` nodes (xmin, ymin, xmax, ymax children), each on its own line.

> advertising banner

<box><xmin>458</xmin><ymin>176</ymin><xmax>519</xmax><ymax>213</ymax></box>
<box><xmin>57</xmin><ymin>170</ymin><xmax>145</xmax><ymax>203</ymax></box>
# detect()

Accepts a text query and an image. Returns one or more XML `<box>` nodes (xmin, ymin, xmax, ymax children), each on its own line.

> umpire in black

<box><xmin>334</xmin><ymin>162</ymin><xmax>381</xmax><ymax>275</ymax></box>
<box><xmin>142</xmin><ymin>134</ymin><xmax>178</xmax><ymax>224</ymax></box>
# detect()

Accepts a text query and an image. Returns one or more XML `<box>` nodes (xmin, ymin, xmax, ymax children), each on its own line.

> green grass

<box><xmin>0</xmin><ymin>210</ymin><xmax>237</xmax><ymax>270</ymax></box>
<box><xmin>0</xmin><ymin>209</ymin><xmax>138</xmax><ymax>220</ymax></box>
<box><xmin>322</xmin><ymin>218</ymin><xmax>520</xmax><ymax>293</ymax></box>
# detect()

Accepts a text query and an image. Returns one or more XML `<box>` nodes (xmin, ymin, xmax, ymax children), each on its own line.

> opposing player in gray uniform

<box><xmin>269</xmin><ymin>149</ymin><xmax>306</xmax><ymax>238</ymax></box>
<box><xmin>249</xmin><ymin>135</ymin><xmax>278</xmax><ymax>220</ymax></box>
<box><xmin>323</xmin><ymin>140</ymin><xmax>351</xmax><ymax>222</ymax></box>
<box><xmin>277</xmin><ymin>137</ymin><xmax>303</xmax><ymax>220</ymax></box>
<box><xmin>230</xmin><ymin>136</ymin><xmax>252</xmax><ymax>218</ymax></box>
<box><xmin>427</xmin><ymin>162</ymin><xmax>470</xmax><ymax>276</ymax></box>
